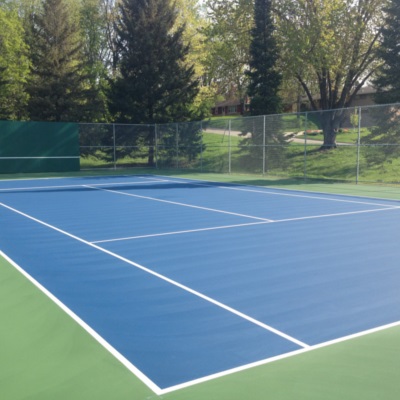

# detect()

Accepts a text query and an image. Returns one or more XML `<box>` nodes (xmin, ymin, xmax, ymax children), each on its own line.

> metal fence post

<box><xmin>304</xmin><ymin>113</ymin><xmax>308</xmax><ymax>181</ymax></box>
<box><xmin>154</xmin><ymin>124</ymin><xmax>158</xmax><ymax>169</ymax></box>
<box><xmin>262</xmin><ymin>116</ymin><xmax>266</xmax><ymax>175</ymax></box>
<box><xmin>113</xmin><ymin>123</ymin><xmax>116</xmax><ymax>170</ymax></box>
<box><xmin>200</xmin><ymin>121</ymin><xmax>203</xmax><ymax>172</ymax></box>
<box><xmin>228</xmin><ymin>119</ymin><xmax>232</xmax><ymax>174</ymax></box>
<box><xmin>356</xmin><ymin>107</ymin><xmax>361</xmax><ymax>184</ymax></box>
<box><xmin>176</xmin><ymin>123</ymin><xmax>179</xmax><ymax>169</ymax></box>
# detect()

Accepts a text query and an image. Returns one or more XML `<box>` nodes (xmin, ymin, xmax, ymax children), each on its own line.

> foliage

<box><xmin>276</xmin><ymin>0</ymin><xmax>387</xmax><ymax>148</ymax></box>
<box><xmin>109</xmin><ymin>0</ymin><xmax>199</xmax><ymax>124</ymax></box>
<box><xmin>0</xmin><ymin>0</ymin><xmax>396</xmax><ymax>142</ymax></box>
<box><xmin>173</xmin><ymin>0</ymin><xmax>212</xmax><ymax>120</ymax></box>
<box><xmin>373</xmin><ymin>0</ymin><xmax>400</xmax><ymax>104</ymax></box>
<box><xmin>109</xmin><ymin>0</ymin><xmax>200</xmax><ymax>165</ymax></box>
<box><xmin>79</xmin><ymin>0</ymin><xmax>110</xmax><ymax>121</ymax></box>
<box><xmin>0</xmin><ymin>7</ymin><xmax>30</xmax><ymax>120</ymax></box>
<box><xmin>243</xmin><ymin>0</ymin><xmax>286</xmax><ymax>169</ymax></box>
<box><xmin>362</xmin><ymin>106</ymin><xmax>400</xmax><ymax>165</ymax></box>
<box><xmin>203</xmin><ymin>0</ymin><xmax>253</xmax><ymax>101</ymax></box>
<box><xmin>246</xmin><ymin>0</ymin><xmax>282</xmax><ymax>116</ymax></box>
<box><xmin>190</xmin><ymin>84</ymin><xmax>219</xmax><ymax>120</ymax></box>
<box><xmin>174</xmin><ymin>0</ymin><xmax>206</xmax><ymax>78</ymax></box>
<box><xmin>365</xmin><ymin>1</ymin><xmax>400</xmax><ymax>163</ymax></box>
<box><xmin>27</xmin><ymin>0</ymin><xmax>100</xmax><ymax>122</ymax></box>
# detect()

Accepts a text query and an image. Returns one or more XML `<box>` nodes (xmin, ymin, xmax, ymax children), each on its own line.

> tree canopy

<box><xmin>27</xmin><ymin>0</ymin><xmax>98</xmax><ymax>122</ymax></box>
<box><xmin>109</xmin><ymin>0</ymin><xmax>199</xmax><ymax>124</ymax></box>
<box><xmin>0</xmin><ymin>0</ymin><xmax>397</xmax><ymax>129</ymax></box>
<box><xmin>203</xmin><ymin>0</ymin><xmax>253</xmax><ymax>101</ymax></box>
<box><xmin>276</xmin><ymin>0</ymin><xmax>387</xmax><ymax>147</ymax></box>
<box><xmin>0</xmin><ymin>7</ymin><xmax>30</xmax><ymax>120</ymax></box>
<box><xmin>246</xmin><ymin>0</ymin><xmax>281</xmax><ymax>116</ymax></box>
<box><xmin>373</xmin><ymin>0</ymin><xmax>400</xmax><ymax>104</ymax></box>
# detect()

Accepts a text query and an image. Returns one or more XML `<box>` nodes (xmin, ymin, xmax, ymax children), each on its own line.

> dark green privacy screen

<box><xmin>0</xmin><ymin>121</ymin><xmax>79</xmax><ymax>173</ymax></box>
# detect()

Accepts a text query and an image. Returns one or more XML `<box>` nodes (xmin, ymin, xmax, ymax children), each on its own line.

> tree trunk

<box><xmin>322</xmin><ymin>127</ymin><xmax>337</xmax><ymax>149</ymax></box>
<box><xmin>320</xmin><ymin>109</ymin><xmax>345</xmax><ymax>149</ymax></box>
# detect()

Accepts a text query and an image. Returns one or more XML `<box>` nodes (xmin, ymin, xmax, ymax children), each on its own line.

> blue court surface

<box><xmin>1</xmin><ymin>175</ymin><xmax>400</xmax><ymax>394</ymax></box>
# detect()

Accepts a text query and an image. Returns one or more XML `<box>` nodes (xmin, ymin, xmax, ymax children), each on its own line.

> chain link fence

<box><xmin>79</xmin><ymin>103</ymin><xmax>400</xmax><ymax>184</ymax></box>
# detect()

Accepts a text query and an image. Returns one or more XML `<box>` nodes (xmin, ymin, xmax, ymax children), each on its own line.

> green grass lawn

<box><xmin>200</xmin><ymin>131</ymin><xmax>400</xmax><ymax>184</ymax></box>
<box><xmin>296</xmin><ymin>128</ymin><xmax>370</xmax><ymax>144</ymax></box>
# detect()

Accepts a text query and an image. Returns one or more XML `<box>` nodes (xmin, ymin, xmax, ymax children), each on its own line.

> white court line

<box><xmin>273</xmin><ymin>205</ymin><xmax>400</xmax><ymax>223</ymax></box>
<box><xmin>154</xmin><ymin>176</ymin><xmax>400</xmax><ymax>208</ymax></box>
<box><xmin>4</xmin><ymin>238</ymin><xmax>399</xmax><ymax>395</ymax></box>
<box><xmin>161</xmin><ymin>319</ymin><xmax>400</xmax><ymax>394</ymax></box>
<box><xmin>0</xmin><ymin>179</ymin><xmax>167</xmax><ymax>192</ymax></box>
<box><xmin>0</xmin><ymin>201</ymin><xmax>308</xmax><ymax>392</ymax></box>
<box><xmin>0</xmin><ymin>250</ymin><xmax>163</xmax><ymax>395</ymax></box>
<box><xmin>83</xmin><ymin>185</ymin><xmax>274</xmax><ymax>222</ymax></box>
<box><xmin>138</xmin><ymin>176</ymin><xmax>170</xmax><ymax>183</ymax></box>
<box><xmin>91</xmin><ymin>221</ymin><xmax>270</xmax><ymax>244</ymax></box>
<box><xmin>92</xmin><ymin>205</ymin><xmax>400</xmax><ymax>244</ymax></box>
<box><xmin>0</xmin><ymin>156</ymin><xmax>79</xmax><ymax>159</ymax></box>
<box><xmin>221</xmin><ymin>185</ymin><xmax>400</xmax><ymax>207</ymax></box>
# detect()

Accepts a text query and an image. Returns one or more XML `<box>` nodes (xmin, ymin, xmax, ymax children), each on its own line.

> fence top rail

<box><xmin>79</xmin><ymin>122</ymin><xmax>154</xmax><ymax>127</ymax></box>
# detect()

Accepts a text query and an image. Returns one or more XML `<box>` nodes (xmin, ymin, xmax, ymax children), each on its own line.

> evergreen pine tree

<box><xmin>373</xmin><ymin>0</ymin><xmax>400</xmax><ymax>104</ymax></box>
<box><xmin>242</xmin><ymin>0</ymin><xmax>286</xmax><ymax>172</ymax></box>
<box><xmin>109</xmin><ymin>0</ymin><xmax>199</xmax><ymax>124</ymax></box>
<box><xmin>246</xmin><ymin>0</ymin><xmax>282</xmax><ymax>116</ymax></box>
<box><xmin>27</xmin><ymin>0</ymin><xmax>99</xmax><ymax>122</ymax></box>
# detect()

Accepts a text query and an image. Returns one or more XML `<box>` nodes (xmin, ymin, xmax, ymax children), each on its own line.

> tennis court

<box><xmin>1</xmin><ymin>174</ymin><xmax>400</xmax><ymax>398</ymax></box>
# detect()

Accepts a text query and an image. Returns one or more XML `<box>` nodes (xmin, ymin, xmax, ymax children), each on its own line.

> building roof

<box><xmin>213</xmin><ymin>99</ymin><xmax>241</xmax><ymax>108</ymax></box>
<box><xmin>212</xmin><ymin>98</ymin><xmax>250</xmax><ymax>108</ymax></box>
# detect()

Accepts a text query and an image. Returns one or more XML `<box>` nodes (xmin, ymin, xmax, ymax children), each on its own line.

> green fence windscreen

<box><xmin>0</xmin><ymin>121</ymin><xmax>80</xmax><ymax>173</ymax></box>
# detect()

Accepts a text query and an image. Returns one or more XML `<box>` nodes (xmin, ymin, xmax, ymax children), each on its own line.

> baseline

<box><xmin>0</xmin><ymin>250</ymin><xmax>161</xmax><ymax>394</ymax></box>
<box><xmin>162</xmin><ymin>319</ymin><xmax>400</xmax><ymax>394</ymax></box>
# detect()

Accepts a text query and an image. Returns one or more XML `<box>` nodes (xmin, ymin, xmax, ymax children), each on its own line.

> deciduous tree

<box><xmin>203</xmin><ymin>0</ymin><xmax>253</xmax><ymax>103</ymax></box>
<box><xmin>276</xmin><ymin>0</ymin><xmax>387</xmax><ymax>148</ymax></box>
<box><xmin>174</xmin><ymin>0</ymin><xmax>213</xmax><ymax>119</ymax></box>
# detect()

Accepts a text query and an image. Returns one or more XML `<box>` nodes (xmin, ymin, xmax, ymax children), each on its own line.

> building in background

<box><xmin>211</xmin><ymin>86</ymin><xmax>379</xmax><ymax>117</ymax></box>
<box><xmin>289</xmin><ymin>86</ymin><xmax>378</xmax><ymax>113</ymax></box>
<box><xmin>211</xmin><ymin>97</ymin><xmax>250</xmax><ymax>116</ymax></box>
